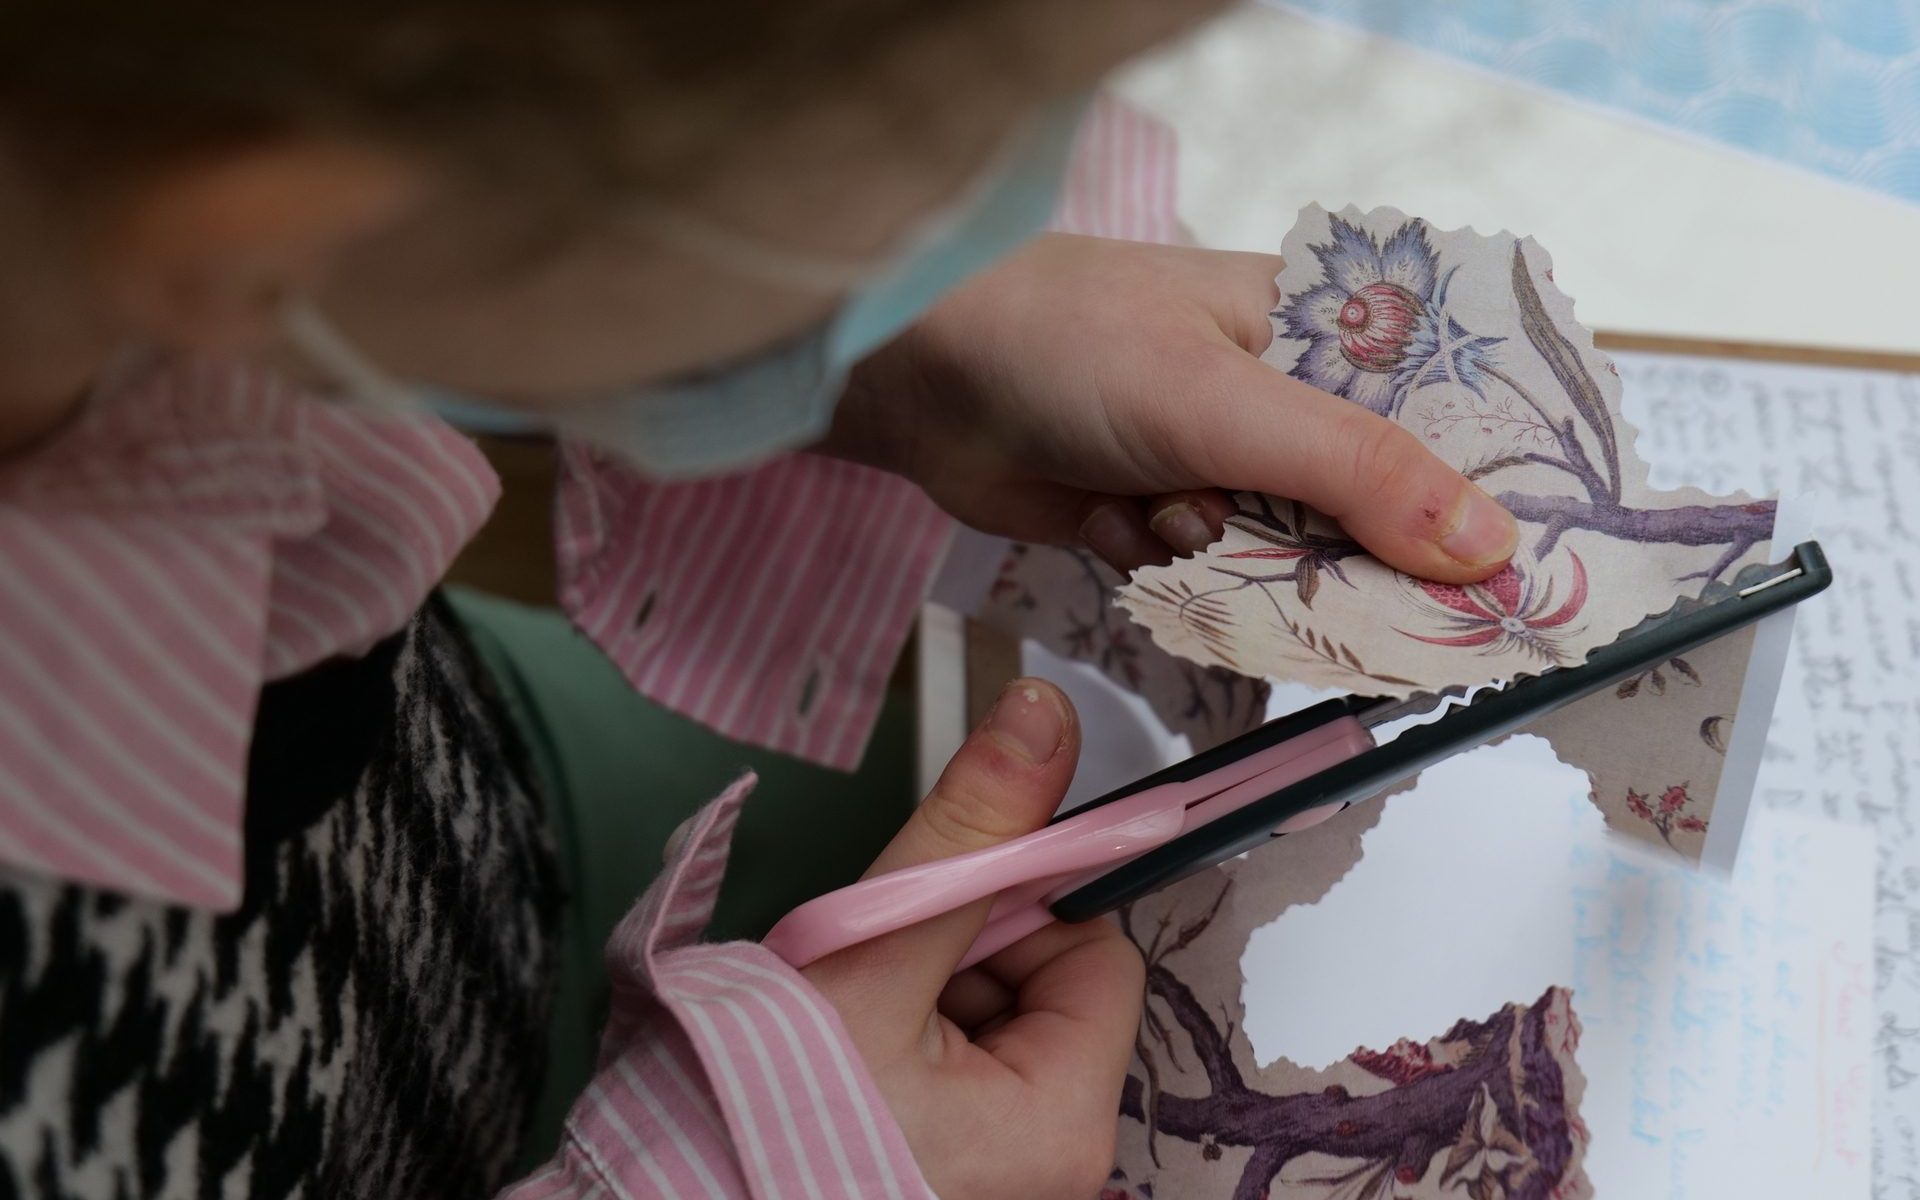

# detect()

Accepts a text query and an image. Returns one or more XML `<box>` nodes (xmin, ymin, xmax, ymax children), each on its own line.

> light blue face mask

<box><xmin>287</xmin><ymin>101</ymin><xmax>1083</xmax><ymax>479</ymax></box>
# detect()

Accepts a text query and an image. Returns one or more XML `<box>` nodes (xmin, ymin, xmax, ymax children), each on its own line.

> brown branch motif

<box><xmin>1460</xmin><ymin>244</ymin><xmax>1771</xmax><ymax>576</ymax></box>
<box><xmin>1419</xmin><ymin>394</ymin><xmax>1559</xmax><ymax>448</ymax></box>
<box><xmin>1109</xmin><ymin>886</ymin><xmax>1589</xmax><ymax>1200</ymax></box>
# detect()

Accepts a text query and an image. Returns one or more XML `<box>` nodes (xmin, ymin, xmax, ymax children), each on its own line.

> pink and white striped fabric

<box><xmin>508</xmin><ymin>98</ymin><xmax>1185</xmax><ymax>1195</ymax></box>
<box><xmin>2</xmin><ymin>91</ymin><xmax>1183</xmax><ymax>1198</ymax></box>
<box><xmin>1053</xmin><ymin>92</ymin><xmax>1183</xmax><ymax>243</ymax></box>
<box><xmin>0</xmin><ymin>357</ymin><xmax>498</xmax><ymax>908</ymax></box>
<box><xmin>555</xmin><ymin>447</ymin><xmax>952</xmax><ymax>771</ymax></box>
<box><xmin>503</xmin><ymin>774</ymin><xmax>935</xmax><ymax>1200</ymax></box>
<box><xmin>551</xmin><ymin>91</ymin><xmax>1184</xmax><ymax>772</ymax></box>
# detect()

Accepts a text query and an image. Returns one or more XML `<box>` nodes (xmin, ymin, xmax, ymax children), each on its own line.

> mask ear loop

<box><xmin>622</xmin><ymin>107</ymin><xmax>1049</xmax><ymax>294</ymax></box>
<box><xmin>622</xmin><ymin>196</ymin><xmax>896</xmax><ymax>295</ymax></box>
<box><xmin>281</xmin><ymin>300</ymin><xmax>428</xmax><ymax>416</ymax></box>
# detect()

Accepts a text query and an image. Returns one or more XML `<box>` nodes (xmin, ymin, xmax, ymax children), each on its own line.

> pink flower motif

<box><xmin>1337</xmin><ymin>281</ymin><xmax>1424</xmax><ymax>372</ymax></box>
<box><xmin>1398</xmin><ymin>551</ymin><xmax>1589</xmax><ymax>663</ymax></box>
<box><xmin>1625</xmin><ymin>782</ymin><xmax>1709</xmax><ymax>851</ymax></box>
<box><xmin>1353</xmin><ymin>1038</ymin><xmax>1448</xmax><ymax>1085</ymax></box>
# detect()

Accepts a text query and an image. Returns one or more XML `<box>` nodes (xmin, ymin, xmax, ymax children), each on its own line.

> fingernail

<box><xmin>1439</xmin><ymin>487</ymin><xmax>1520</xmax><ymax>567</ymax></box>
<box><xmin>985</xmin><ymin>678</ymin><xmax>1066</xmax><ymax>765</ymax></box>
<box><xmin>1078</xmin><ymin>503</ymin><xmax>1137</xmax><ymax>566</ymax></box>
<box><xmin>1149</xmin><ymin>502</ymin><xmax>1216</xmax><ymax>555</ymax></box>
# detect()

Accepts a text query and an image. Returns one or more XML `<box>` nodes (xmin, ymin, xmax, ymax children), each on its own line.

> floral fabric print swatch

<box><xmin>1119</xmin><ymin>205</ymin><xmax>1777</xmax><ymax>695</ymax></box>
<box><xmin>978</xmin><ymin>543</ymin><xmax>1269</xmax><ymax>752</ymax></box>
<box><xmin>1520</xmin><ymin>591</ymin><xmax>1761</xmax><ymax>863</ymax></box>
<box><xmin>1104</xmin><ymin>805</ymin><xmax>1591</xmax><ymax>1200</ymax></box>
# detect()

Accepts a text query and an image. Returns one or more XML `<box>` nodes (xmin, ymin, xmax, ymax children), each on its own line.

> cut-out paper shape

<box><xmin>1118</xmin><ymin>205</ymin><xmax>1776</xmax><ymax>696</ymax></box>
<box><xmin>1103</xmin><ymin>787</ymin><xmax>1590</xmax><ymax>1200</ymax></box>
<box><xmin>1108</xmin><ymin>983</ymin><xmax>1589</xmax><ymax>1200</ymax></box>
<box><xmin>1521</xmin><ymin>595</ymin><xmax>1758</xmax><ymax>864</ymax></box>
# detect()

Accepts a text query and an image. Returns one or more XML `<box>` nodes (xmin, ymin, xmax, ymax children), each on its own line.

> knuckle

<box><xmin>920</xmin><ymin>774</ymin><xmax>1031</xmax><ymax>853</ymax></box>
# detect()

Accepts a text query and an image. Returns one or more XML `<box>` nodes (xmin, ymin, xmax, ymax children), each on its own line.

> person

<box><xmin>0</xmin><ymin>3</ymin><xmax>1519</xmax><ymax>1198</ymax></box>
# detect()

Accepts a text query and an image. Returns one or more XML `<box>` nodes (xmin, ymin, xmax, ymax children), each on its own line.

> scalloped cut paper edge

<box><xmin>1109</xmin><ymin>776</ymin><xmax>1593</xmax><ymax>1200</ymax></box>
<box><xmin>1116</xmin><ymin>203</ymin><xmax>1776</xmax><ymax>703</ymax></box>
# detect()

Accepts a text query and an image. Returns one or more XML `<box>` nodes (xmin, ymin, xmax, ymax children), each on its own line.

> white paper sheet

<box><xmin>1112</xmin><ymin>4</ymin><xmax>1920</xmax><ymax>355</ymax></box>
<box><xmin>1241</xmin><ymin>736</ymin><xmax>1875</xmax><ymax>1198</ymax></box>
<box><xmin>1612</xmin><ymin>351</ymin><xmax>1920</xmax><ymax>1193</ymax></box>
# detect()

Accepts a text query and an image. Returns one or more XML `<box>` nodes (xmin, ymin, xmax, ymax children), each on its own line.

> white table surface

<box><xmin>1113</xmin><ymin>3</ymin><xmax>1920</xmax><ymax>356</ymax></box>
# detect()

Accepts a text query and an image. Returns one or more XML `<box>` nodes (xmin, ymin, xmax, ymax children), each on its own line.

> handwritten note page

<box><xmin>1616</xmin><ymin>351</ymin><xmax>1920</xmax><ymax>1194</ymax></box>
<box><xmin>1240</xmin><ymin>737</ymin><xmax>1875</xmax><ymax>1198</ymax></box>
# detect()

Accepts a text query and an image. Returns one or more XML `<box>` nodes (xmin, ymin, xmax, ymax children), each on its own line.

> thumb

<box><xmin>1204</xmin><ymin>348</ymin><xmax>1520</xmax><ymax>583</ymax></box>
<box><xmin>807</xmin><ymin>678</ymin><xmax>1079</xmax><ymax>1029</ymax></box>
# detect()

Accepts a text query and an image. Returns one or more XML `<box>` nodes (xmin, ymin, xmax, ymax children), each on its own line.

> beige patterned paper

<box><xmin>1104</xmin><ymin>799</ymin><xmax>1592</xmax><ymax>1200</ymax></box>
<box><xmin>1118</xmin><ymin>206</ymin><xmax>1776</xmax><ymax>696</ymax></box>
<box><xmin>1522</xmin><ymin>594</ymin><xmax>1759</xmax><ymax>862</ymax></box>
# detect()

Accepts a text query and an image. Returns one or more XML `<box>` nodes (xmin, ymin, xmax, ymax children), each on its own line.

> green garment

<box><xmin>447</xmin><ymin>588</ymin><xmax>917</xmax><ymax>1167</ymax></box>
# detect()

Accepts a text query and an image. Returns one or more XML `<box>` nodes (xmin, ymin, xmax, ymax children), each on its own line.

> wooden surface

<box><xmin>1593</xmin><ymin>331</ymin><xmax>1920</xmax><ymax>375</ymax></box>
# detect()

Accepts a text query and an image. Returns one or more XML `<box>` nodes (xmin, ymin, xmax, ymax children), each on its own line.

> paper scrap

<box><xmin>1111</xmin><ymin>984</ymin><xmax>1590</xmax><ymax>1200</ymax></box>
<box><xmin>1235</xmin><ymin>737</ymin><xmax>1875</xmax><ymax>1199</ymax></box>
<box><xmin>1106</xmin><ymin>776</ymin><xmax>1592</xmax><ymax>1200</ymax></box>
<box><xmin>981</xmin><ymin>542</ymin><xmax>1269</xmax><ymax>752</ymax></box>
<box><xmin>1119</xmin><ymin>205</ymin><xmax>1775</xmax><ymax>695</ymax></box>
<box><xmin>1612</xmin><ymin>349</ymin><xmax>1920</xmax><ymax>1194</ymax></box>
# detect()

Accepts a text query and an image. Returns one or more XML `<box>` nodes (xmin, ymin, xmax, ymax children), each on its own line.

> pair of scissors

<box><xmin>764</xmin><ymin>542</ymin><xmax>1831</xmax><ymax>972</ymax></box>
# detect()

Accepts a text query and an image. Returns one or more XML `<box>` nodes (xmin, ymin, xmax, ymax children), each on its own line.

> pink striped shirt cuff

<box><xmin>550</xmin><ymin>93</ymin><xmax>1180</xmax><ymax>772</ymax></box>
<box><xmin>502</xmin><ymin>775</ymin><xmax>934</xmax><ymax>1200</ymax></box>
<box><xmin>555</xmin><ymin>449</ymin><xmax>953</xmax><ymax>772</ymax></box>
<box><xmin>0</xmin><ymin>358</ymin><xmax>497</xmax><ymax>908</ymax></box>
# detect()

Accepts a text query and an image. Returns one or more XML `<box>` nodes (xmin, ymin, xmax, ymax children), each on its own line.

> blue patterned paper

<box><xmin>1273</xmin><ymin>0</ymin><xmax>1920</xmax><ymax>205</ymax></box>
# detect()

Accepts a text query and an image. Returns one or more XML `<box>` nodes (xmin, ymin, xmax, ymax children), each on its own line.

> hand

<box><xmin>827</xmin><ymin>233</ymin><xmax>1518</xmax><ymax>581</ymax></box>
<box><xmin>803</xmin><ymin>678</ymin><xmax>1141</xmax><ymax>1200</ymax></box>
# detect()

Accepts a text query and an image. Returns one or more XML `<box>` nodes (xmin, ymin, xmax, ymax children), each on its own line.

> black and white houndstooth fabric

<box><xmin>0</xmin><ymin>598</ymin><xmax>564</xmax><ymax>1200</ymax></box>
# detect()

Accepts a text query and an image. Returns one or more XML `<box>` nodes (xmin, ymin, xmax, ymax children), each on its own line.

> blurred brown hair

<box><xmin>0</xmin><ymin>1</ymin><xmax>1045</xmax><ymax>207</ymax></box>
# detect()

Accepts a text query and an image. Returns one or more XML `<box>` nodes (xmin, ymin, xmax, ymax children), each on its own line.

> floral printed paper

<box><xmin>1521</xmin><ymin>581</ymin><xmax>1762</xmax><ymax>863</ymax></box>
<box><xmin>1103</xmin><ymin>800</ymin><xmax>1591</xmax><ymax>1200</ymax></box>
<box><xmin>980</xmin><ymin>542</ymin><xmax>1270</xmax><ymax>751</ymax></box>
<box><xmin>1118</xmin><ymin>206</ymin><xmax>1777</xmax><ymax>696</ymax></box>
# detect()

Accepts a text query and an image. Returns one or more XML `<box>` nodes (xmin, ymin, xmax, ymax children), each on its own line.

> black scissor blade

<box><xmin>1048</xmin><ymin>541</ymin><xmax>1831</xmax><ymax>923</ymax></box>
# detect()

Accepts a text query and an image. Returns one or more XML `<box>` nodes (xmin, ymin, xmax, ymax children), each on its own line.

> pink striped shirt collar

<box><xmin>0</xmin><ymin>356</ymin><xmax>499</xmax><ymax>909</ymax></box>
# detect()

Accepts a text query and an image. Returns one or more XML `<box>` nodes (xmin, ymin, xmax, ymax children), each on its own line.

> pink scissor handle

<box><xmin>952</xmin><ymin>718</ymin><xmax>1374</xmax><ymax>971</ymax></box>
<box><xmin>762</xmin><ymin>783</ymin><xmax>1191</xmax><ymax>968</ymax></box>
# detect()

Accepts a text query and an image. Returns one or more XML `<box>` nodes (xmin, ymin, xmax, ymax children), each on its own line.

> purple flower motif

<box><xmin>1276</xmin><ymin>216</ymin><xmax>1503</xmax><ymax>416</ymax></box>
